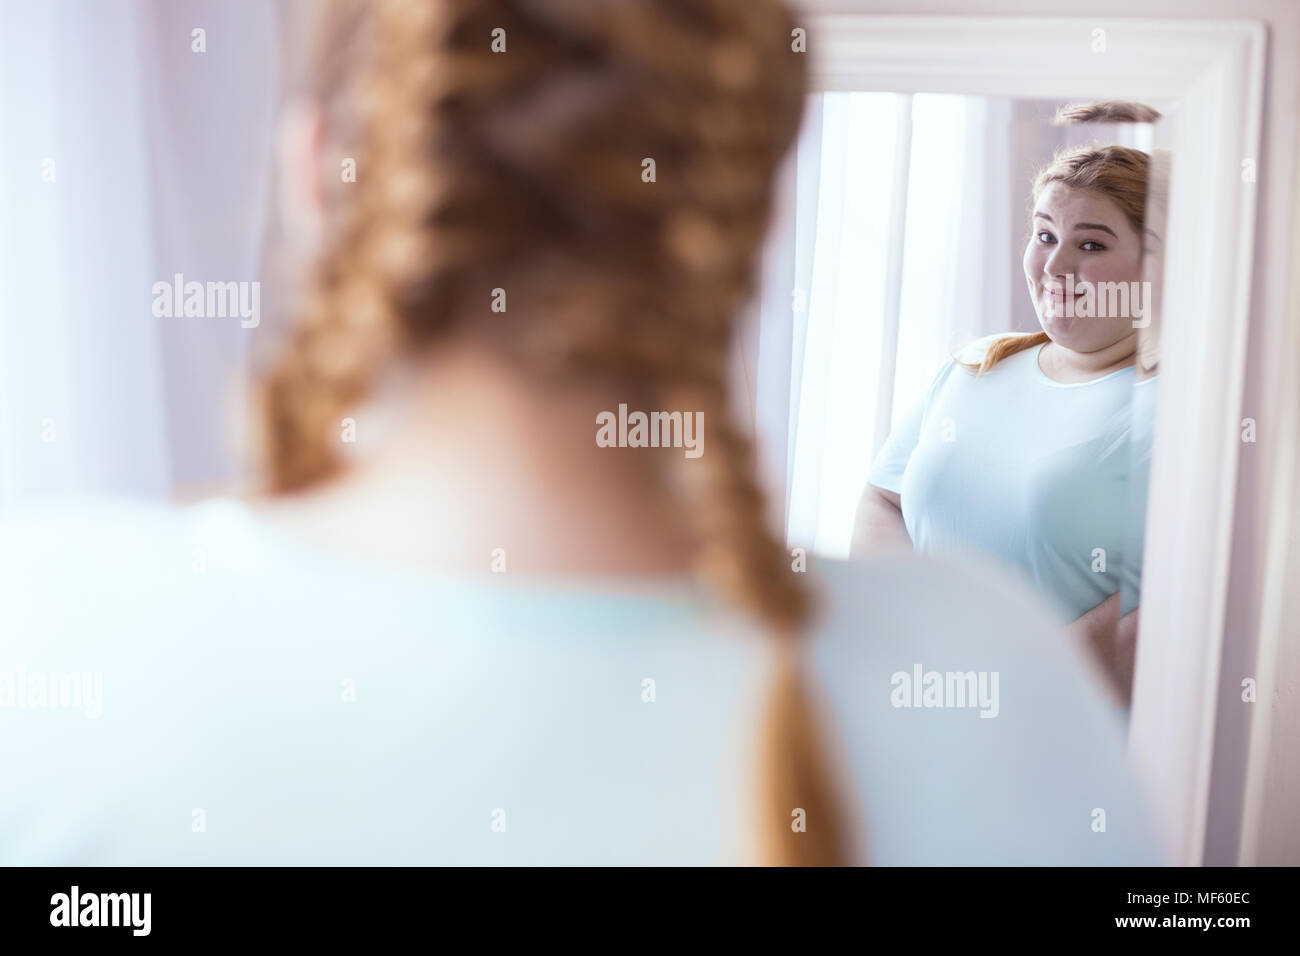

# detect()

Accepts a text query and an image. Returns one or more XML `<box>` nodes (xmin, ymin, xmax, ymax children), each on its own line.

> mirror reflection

<box><xmin>780</xmin><ymin>94</ymin><xmax>1162</xmax><ymax>705</ymax></box>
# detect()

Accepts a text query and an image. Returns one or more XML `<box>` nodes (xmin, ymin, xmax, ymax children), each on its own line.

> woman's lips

<box><xmin>1043</xmin><ymin>285</ymin><xmax>1086</xmax><ymax>301</ymax></box>
<box><xmin>1042</xmin><ymin>289</ymin><xmax>1088</xmax><ymax>317</ymax></box>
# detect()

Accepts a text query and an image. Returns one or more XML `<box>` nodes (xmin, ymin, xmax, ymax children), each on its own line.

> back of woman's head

<box><xmin>261</xmin><ymin>0</ymin><xmax>849</xmax><ymax>865</ymax></box>
<box><xmin>265</xmin><ymin>0</ymin><xmax>807</xmax><ymax>485</ymax></box>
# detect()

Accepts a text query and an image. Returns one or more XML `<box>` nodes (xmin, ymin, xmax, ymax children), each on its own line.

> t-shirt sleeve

<box><xmin>866</xmin><ymin>356</ymin><xmax>956</xmax><ymax>494</ymax></box>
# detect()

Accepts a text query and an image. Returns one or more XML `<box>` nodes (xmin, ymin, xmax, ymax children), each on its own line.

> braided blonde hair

<box><xmin>259</xmin><ymin>0</ymin><xmax>848</xmax><ymax>865</ymax></box>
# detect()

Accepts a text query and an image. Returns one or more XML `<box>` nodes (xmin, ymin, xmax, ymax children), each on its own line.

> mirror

<box><xmin>767</xmin><ymin>91</ymin><xmax>1165</xmax><ymax>706</ymax></box>
<box><xmin>745</xmin><ymin>11</ymin><xmax>1267</xmax><ymax>870</ymax></box>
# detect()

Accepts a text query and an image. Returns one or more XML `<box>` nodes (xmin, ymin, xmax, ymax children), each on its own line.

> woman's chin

<box><xmin>1038</xmin><ymin>311</ymin><xmax>1076</xmax><ymax>338</ymax></box>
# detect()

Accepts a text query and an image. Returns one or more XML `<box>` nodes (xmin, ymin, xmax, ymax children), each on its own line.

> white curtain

<box><xmin>749</xmin><ymin>92</ymin><xmax>1016</xmax><ymax>558</ymax></box>
<box><xmin>0</xmin><ymin>0</ymin><xmax>171</xmax><ymax>503</ymax></box>
<box><xmin>0</xmin><ymin>0</ymin><xmax>281</xmax><ymax>507</ymax></box>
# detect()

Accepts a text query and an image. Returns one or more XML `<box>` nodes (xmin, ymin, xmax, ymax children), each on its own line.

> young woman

<box><xmin>853</xmin><ymin>120</ymin><xmax>1160</xmax><ymax>705</ymax></box>
<box><xmin>0</xmin><ymin>2</ymin><xmax>1162</xmax><ymax>865</ymax></box>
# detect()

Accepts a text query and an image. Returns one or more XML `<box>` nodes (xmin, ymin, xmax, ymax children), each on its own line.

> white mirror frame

<box><xmin>806</xmin><ymin>15</ymin><xmax>1266</xmax><ymax>866</ymax></box>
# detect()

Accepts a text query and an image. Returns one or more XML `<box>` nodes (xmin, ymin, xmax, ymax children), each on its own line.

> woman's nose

<box><xmin>1044</xmin><ymin>243</ymin><xmax>1076</xmax><ymax>280</ymax></box>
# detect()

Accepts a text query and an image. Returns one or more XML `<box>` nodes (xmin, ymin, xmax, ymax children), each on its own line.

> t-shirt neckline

<box><xmin>1032</xmin><ymin>343</ymin><xmax>1137</xmax><ymax>389</ymax></box>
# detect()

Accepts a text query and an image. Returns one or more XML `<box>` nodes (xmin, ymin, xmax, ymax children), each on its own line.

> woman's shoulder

<box><xmin>0</xmin><ymin>494</ymin><xmax>258</xmax><ymax>580</ymax></box>
<box><xmin>954</xmin><ymin>331</ymin><xmax>1041</xmax><ymax>365</ymax></box>
<box><xmin>803</xmin><ymin>551</ymin><xmax>1164</xmax><ymax>864</ymax></box>
<box><xmin>924</xmin><ymin>333</ymin><xmax>1036</xmax><ymax>392</ymax></box>
<box><xmin>0</xmin><ymin>494</ymin><xmax>186</xmax><ymax>568</ymax></box>
<box><xmin>956</xmin><ymin>332</ymin><xmax>1008</xmax><ymax>362</ymax></box>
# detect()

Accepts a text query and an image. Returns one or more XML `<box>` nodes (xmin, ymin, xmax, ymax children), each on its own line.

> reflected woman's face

<box><xmin>1022</xmin><ymin>181</ymin><xmax>1144</xmax><ymax>353</ymax></box>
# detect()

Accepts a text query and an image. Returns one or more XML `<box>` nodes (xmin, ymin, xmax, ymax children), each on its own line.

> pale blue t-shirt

<box><xmin>0</xmin><ymin>496</ymin><xmax>1165</xmax><ymax>865</ymax></box>
<box><xmin>870</xmin><ymin>337</ymin><xmax>1157</xmax><ymax>623</ymax></box>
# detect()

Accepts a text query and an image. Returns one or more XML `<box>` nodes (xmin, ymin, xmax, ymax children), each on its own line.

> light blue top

<box><xmin>0</xmin><ymin>496</ymin><xmax>1166</xmax><ymax>865</ymax></box>
<box><xmin>870</xmin><ymin>337</ymin><xmax>1157</xmax><ymax>623</ymax></box>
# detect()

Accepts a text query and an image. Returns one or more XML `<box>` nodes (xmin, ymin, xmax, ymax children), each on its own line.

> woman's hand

<box><xmin>1068</xmin><ymin>591</ymin><xmax>1139</xmax><ymax>707</ymax></box>
<box><xmin>850</xmin><ymin>484</ymin><xmax>912</xmax><ymax>557</ymax></box>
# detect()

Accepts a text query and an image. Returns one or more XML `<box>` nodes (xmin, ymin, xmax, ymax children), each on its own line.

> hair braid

<box><xmin>673</xmin><ymin>379</ymin><xmax>847</xmax><ymax>865</ymax></box>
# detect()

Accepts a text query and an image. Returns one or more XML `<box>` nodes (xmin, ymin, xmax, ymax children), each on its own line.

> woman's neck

<box><xmin>1041</xmin><ymin>333</ymin><xmax>1139</xmax><ymax>384</ymax></box>
<box><xmin>249</xmin><ymin>343</ymin><xmax>696</xmax><ymax>578</ymax></box>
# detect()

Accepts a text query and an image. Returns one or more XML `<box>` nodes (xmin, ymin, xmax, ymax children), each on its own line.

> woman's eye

<box><xmin>1036</xmin><ymin>231</ymin><xmax>1055</xmax><ymax>243</ymax></box>
<box><xmin>1081</xmin><ymin>240</ymin><xmax>1106</xmax><ymax>252</ymax></box>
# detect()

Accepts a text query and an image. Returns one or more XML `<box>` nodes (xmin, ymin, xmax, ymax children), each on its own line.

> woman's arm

<box><xmin>1067</xmin><ymin>591</ymin><xmax>1139</xmax><ymax>706</ymax></box>
<box><xmin>850</xmin><ymin>484</ymin><xmax>911</xmax><ymax>557</ymax></box>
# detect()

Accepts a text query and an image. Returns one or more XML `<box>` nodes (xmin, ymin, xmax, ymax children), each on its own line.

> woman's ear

<box><xmin>276</xmin><ymin>99</ymin><xmax>326</xmax><ymax>258</ymax></box>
